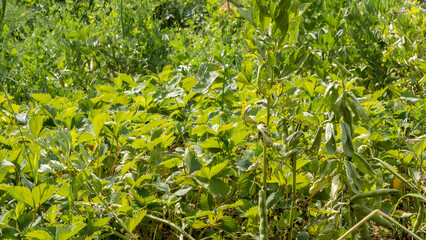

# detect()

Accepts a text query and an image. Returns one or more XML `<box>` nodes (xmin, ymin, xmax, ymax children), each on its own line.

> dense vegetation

<box><xmin>0</xmin><ymin>0</ymin><xmax>425</xmax><ymax>239</ymax></box>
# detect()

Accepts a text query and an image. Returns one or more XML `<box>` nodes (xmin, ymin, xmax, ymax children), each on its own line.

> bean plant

<box><xmin>0</xmin><ymin>0</ymin><xmax>425</xmax><ymax>239</ymax></box>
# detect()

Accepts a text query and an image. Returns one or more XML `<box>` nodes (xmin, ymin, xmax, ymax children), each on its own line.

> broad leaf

<box><xmin>7</xmin><ymin>186</ymin><xmax>34</xmax><ymax>207</ymax></box>
<box><xmin>55</xmin><ymin>222</ymin><xmax>85</xmax><ymax>240</ymax></box>
<box><xmin>92</xmin><ymin>113</ymin><xmax>107</xmax><ymax>139</ymax></box>
<box><xmin>208</xmin><ymin>178</ymin><xmax>228</xmax><ymax>197</ymax></box>
<box><xmin>32</xmin><ymin>183</ymin><xmax>55</xmax><ymax>207</ymax></box>
<box><xmin>184</xmin><ymin>148</ymin><xmax>201</xmax><ymax>174</ymax></box>
<box><xmin>340</xmin><ymin>121</ymin><xmax>354</xmax><ymax>156</ymax></box>
<box><xmin>26</xmin><ymin>230</ymin><xmax>54</xmax><ymax>240</ymax></box>
<box><xmin>155</xmin><ymin>182</ymin><xmax>170</xmax><ymax>193</ymax></box>
<box><xmin>124</xmin><ymin>209</ymin><xmax>147</xmax><ymax>232</ymax></box>
<box><xmin>29</xmin><ymin>116</ymin><xmax>45</xmax><ymax>138</ymax></box>
<box><xmin>88</xmin><ymin>217</ymin><xmax>112</xmax><ymax>235</ymax></box>
<box><xmin>325</xmin><ymin>123</ymin><xmax>336</xmax><ymax>154</ymax></box>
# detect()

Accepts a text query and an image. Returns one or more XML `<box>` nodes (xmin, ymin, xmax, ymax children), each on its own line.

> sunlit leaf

<box><xmin>26</xmin><ymin>230</ymin><xmax>54</xmax><ymax>240</ymax></box>
<box><xmin>55</xmin><ymin>222</ymin><xmax>85</xmax><ymax>240</ymax></box>
<box><xmin>7</xmin><ymin>186</ymin><xmax>34</xmax><ymax>207</ymax></box>
<box><xmin>340</xmin><ymin>121</ymin><xmax>354</xmax><ymax>156</ymax></box>
<box><xmin>29</xmin><ymin>116</ymin><xmax>45</xmax><ymax>138</ymax></box>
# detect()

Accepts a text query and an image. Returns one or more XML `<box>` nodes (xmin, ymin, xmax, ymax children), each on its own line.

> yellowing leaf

<box><xmin>92</xmin><ymin>113</ymin><xmax>107</xmax><ymax>139</ymax></box>
<box><xmin>31</xmin><ymin>93</ymin><xmax>51</xmax><ymax>104</ymax></box>
<box><xmin>32</xmin><ymin>183</ymin><xmax>55</xmax><ymax>207</ymax></box>
<box><xmin>7</xmin><ymin>186</ymin><xmax>34</xmax><ymax>207</ymax></box>
<box><xmin>26</xmin><ymin>230</ymin><xmax>54</xmax><ymax>240</ymax></box>
<box><xmin>55</xmin><ymin>222</ymin><xmax>86</xmax><ymax>240</ymax></box>
<box><xmin>29</xmin><ymin>116</ymin><xmax>45</xmax><ymax>138</ymax></box>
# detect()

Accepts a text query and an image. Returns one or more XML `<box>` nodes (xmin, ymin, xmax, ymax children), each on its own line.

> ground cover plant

<box><xmin>0</xmin><ymin>0</ymin><xmax>425</xmax><ymax>239</ymax></box>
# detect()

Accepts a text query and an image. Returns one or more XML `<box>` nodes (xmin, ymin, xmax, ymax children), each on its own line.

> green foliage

<box><xmin>0</xmin><ymin>0</ymin><xmax>425</xmax><ymax>239</ymax></box>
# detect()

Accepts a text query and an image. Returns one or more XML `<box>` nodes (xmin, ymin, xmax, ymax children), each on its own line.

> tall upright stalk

<box><xmin>259</xmin><ymin>94</ymin><xmax>271</xmax><ymax>240</ymax></box>
<box><xmin>0</xmin><ymin>0</ymin><xmax>6</xmax><ymax>26</ymax></box>
<box><xmin>288</xmin><ymin>153</ymin><xmax>296</xmax><ymax>240</ymax></box>
<box><xmin>120</xmin><ymin>0</ymin><xmax>125</xmax><ymax>39</ymax></box>
<box><xmin>238</xmin><ymin>1</ymin><xmax>310</xmax><ymax>238</ymax></box>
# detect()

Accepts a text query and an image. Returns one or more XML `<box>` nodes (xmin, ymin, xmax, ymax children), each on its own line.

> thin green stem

<box><xmin>120</xmin><ymin>0</ymin><xmax>125</xmax><ymax>39</ymax></box>
<box><xmin>288</xmin><ymin>154</ymin><xmax>297</xmax><ymax>240</ymax></box>
<box><xmin>0</xmin><ymin>80</ymin><xmax>34</xmax><ymax>184</ymax></box>
<box><xmin>337</xmin><ymin>209</ymin><xmax>423</xmax><ymax>240</ymax></box>
<box><xmin>82</xmin><ymin>170</ymin><xmax>138</xmax><ymax>239</ymax></box>
<box><xmin>0</xmin><ymin>0</ymin><xmax>6</xmax><ymax>26</ymax></box>
<box><xmin>146</xmin><ymin>214</ymin><xmax>195</xmax><ymax>240</ymax></box>
<box><xmin>262</xmin><ymin>141</ymin><xmax>268</xmax><ymax>188</ymax></box>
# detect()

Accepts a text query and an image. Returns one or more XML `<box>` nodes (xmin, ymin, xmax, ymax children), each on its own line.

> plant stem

<box><xmin>1</xmin><ymin>80</ymin><xmax>33</xmax><ymax>184</ymax></box>
<box><xmin>337</xmin><ymin>209</ymin><xmax>423</xmax><ymax>240</ymax></box>
<box><xmin>0</xmin><ymin>0</ymin><xmax>6</xmax><ymax>26</ymax></box>
<box><xmin>120</xmin><ymin>0</ymin><xmax>125</xmax><ymax>39</ymax></box>
<box><xmin>288</xmin><ymin>153</ymin><xmax>296</xmax><ymax>240</ymax></box>
<box><xmin>262</xmin><ymin>140</ymin><xmax>268</xmax><ymax>188</ymax></box>
<box><xmin>146</xmin><ymin>214</ymin><xmax>195</xmax><ymax>240</ymax></box>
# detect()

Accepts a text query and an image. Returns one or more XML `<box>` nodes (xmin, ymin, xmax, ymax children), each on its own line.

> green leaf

<box><xmin>199</xmin><ymin>193</ymin><xmax>215</xmax><ymax>211</ymax></box>
<box><xmin>308</xmin><ymin>127</ymin><xmax>323</xmax><ymax>155</ymax></box>
<box><xmin>124</xmin><ymin>209</ymin><xmax>146</xmax><ymax>232</ymax></box>
<box><xmin>31</xmin><ymin>93</ymin><xmax>51</xmax><ymax>104</ymax></box>
<box><xmin>258</xmin><ymin>4</ymin><xmax>272</xmax><ymax>33</ymax></box>
<box><xmin>217</xmin><ymin>200</ymin><xmax>244</xmax><ymax>212</ymax></box>
<box><xmin>340</xmin><ymin>121</ymin><xmax>354</xmax><ymax>157</ymax></box>
<box><xmin>266</xmin><ymin>191</ymin><xmax>284</xmax><ymax>208</ymax></box>
<box><xmin>344</xmin><ymin>161</ymin><xmax>361</xmax><ymax>194</ymax></box>
<box><xmin>271</xmin><ymin>0</ymin><xmax>290</xmax><ymax>40</ymax></box>
<box><xmin>26</xmin><ymin>230</ymin><xmax>54</xmax><ymax>240</ymax></box>
<box><xmin>352</xmin><ymin>153</ymin><xmax>376</xmax><ymax>175</ymax></box>
<box><xmin>0</xmin><ymin>165</ymin><xmax>13</xmax><ymax>183</ymax></box>
<box><xmin>71</xmin><ymin>169</ymin><xmax>90</xmax><ymax>197</ymax></box>
<box><xmin>309</xmin><ymin>177</ymin><xmax>332</xmax><ymax>196</ymax></box>
<box><xmin>199</xmin><ymin>138</ymin><xmax>221</xmax><ymax>150</ymax></box>
<box><xmin>325</xmin><ymin>123</ymin><xmax>336</xmax><ymax>154</ymax></box>
<box><xmin>184</xmin><ymin>148</ymin><xmax>201</xmax><ymax>174</ymax></box>
<box><xmin>237</xmin><ymin>8</ymin><xmax>254</xmax><ymax>26</ymax></box>
<box><xmin>174</xmin><ymin>187</ymin><xmax>192</xmax><ymax>196</ymax></box>
<box><xmin>32</xmin><ymin>183</ymin><xmax>55</xmax><ymax>206</ymax></box>
<box><xmin>219</xmin><ymin>216</ymin><xmax>240</xmax><ymax>232</ymax></box>
<box><xmin>287</xmin><ymin>3</ymin><xmax>311</xmax><ymax>44</ymax></box>
<box><xmin>347</xmin><ymin>92</ymin><xmax>369</xmax><ymax>122</ymax></box>
<box><xmin>55</xmin><ymin>222</ymin><xmax>86</xmax><ymax>240</ymax></box>
<box><xmin>92</xmin><ymin>113</ymin><xmax>107</xmax><ymax>139</ymax></box>
<box><xmin>132</xmin><ymin>174</ymin><xmax>152</xmax><ymax>190</ymax></box>
<box><xmin>196</xmin><ymin>161</ymin><xmax>230</xmax><ymax>182</ymax></box>
<box><xmin>400</xmin><ymin>193</ymin><xmax>426</xmax><ymax>202</ymax></box>
<box><xmin>192</xmin><ymin>220</ymin><xmax>208</xmax><ymax>229</ymax></box>
<box><xmin>113</xmin><ymin>74</ymin><xmax>133</xmax><ymax>89</ymax></box>
<box><xmin>121</xmin><ymin>159</ymin><xmax>137</xmax><ymax>176</ymax></box>
<box><xmin>209</xmin><ymin>160</ymin><xmax>230</xmax><ymax>179</ymax></box>
<box><xmin>155</xmin><ymin>182</ymin><xmax>170</xmax><ymax>193</ymax></box>
<box><xmin>88</xmin><ymin>217</ymin><xmax>112</xmax><ymax>235</ymax></box>
<box><xmin>333</xmin><ymin>58</ymin><xmax>351</xmax><ymax>76</ymax></box>
<box><xmin>28</xmin><ymin>116</ymin><xmax>45</xmax><ymax>138</ymax></box>
<box><xmin>208</xmin><ymin>178</ymin><xmax>228</xmax><ymax>197</ymax></box>
<box><xmin>7</xmin><ymin>186</ymin><xmax>34</xmax><ymax>207</ymax></box>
